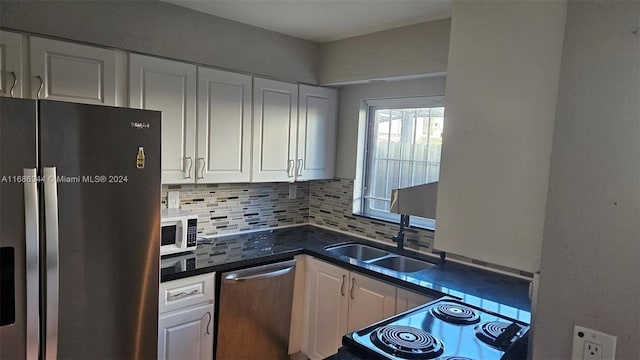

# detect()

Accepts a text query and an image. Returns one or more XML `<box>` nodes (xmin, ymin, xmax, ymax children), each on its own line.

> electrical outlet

<box><xmin>168</xmin><ymin>191</ymin><xmax>180</xmax><ymax>209</ymax></box>
<box><xmin>288</xmin><ymin>183</ymin><xmax>297</xmax><ymax>200</ymax></box>
<box><xmin>583</xmin><ymin>342</ymin><xmax>602</xmax><ymax>360</ymax></box>
<box><xmin>571</xmin><ymin>325</ymin><xmax>616</xmax><ymax>360</ymax></box>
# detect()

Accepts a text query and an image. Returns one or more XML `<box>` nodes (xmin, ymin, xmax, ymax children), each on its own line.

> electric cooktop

<box><xmin>343</xmin><ymin>297</ymin><xmax>529</xmax><ymax>360</ymax></box>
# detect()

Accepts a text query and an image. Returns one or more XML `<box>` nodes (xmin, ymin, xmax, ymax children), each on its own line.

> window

<box><xmin>358</xmin><ymin>97</ymin><xmax>444</xmax><ymax>230</ymax></box>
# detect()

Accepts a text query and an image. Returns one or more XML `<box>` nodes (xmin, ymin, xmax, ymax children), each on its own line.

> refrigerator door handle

<box><xmin>23</xmin><ymin>168</ymin><xmax>40</xmax><ymax>360</ymax></box>
<box><xmin>43</xmin><ymin>167</ymin><xmax>59</xmax><ymax>360</ymax></box>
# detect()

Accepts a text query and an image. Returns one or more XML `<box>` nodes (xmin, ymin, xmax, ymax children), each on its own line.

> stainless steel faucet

<box><xmin>392</xmin><ymin>214</ymin><xmax>410</xmax><ymax>250</ymax></box>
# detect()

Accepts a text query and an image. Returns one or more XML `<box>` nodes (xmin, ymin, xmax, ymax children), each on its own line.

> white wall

<box><xmin>0</xmin><ymin>0</ymin><xmax>319</xmax><ymax>83</ymax></box>
<box><xmin>334</xmin><ymin>76</ymin><xmax>447</xmax><ymax>180</ymax></box>
<box><xmin>533</xmin><ymin>1</ymin><xmax>640</xmax><ymax>359</ymax></box>
<box><xmin>319</xmin><ymin>19</ymin><xmax>450</xmax><ymax>85</ymax></box>
<box><xmin>434</xmin><ymin>0</ymin><xmax>567</xmax><ymax>274</ymax></box>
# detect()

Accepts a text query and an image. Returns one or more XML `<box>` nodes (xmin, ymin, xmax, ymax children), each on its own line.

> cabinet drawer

<box><xmin>159</xmin><ymin>273</ymin><xmax>215</xmax><ymax>314</ymax></box>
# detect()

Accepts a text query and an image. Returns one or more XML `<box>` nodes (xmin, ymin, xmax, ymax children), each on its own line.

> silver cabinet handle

<box><xmin>224</xmin><ymin>260</ymin><xmax>296</xmax><ymax>283</ymax></box>
<box><xmin>43</xmin><ymin>167</ymin><xmax>59</xmax><ymax>360</ymax></box>
<box><xmin>287</xmin><ymin>159</ymin><xmax>294</xmax><ymax>178</ymax></box>
<box><xmin>340</xmin><ymin>274</ymin><xmax>346</xmax><ymax>296</ymax></box>
<box><xmin>204</xmin><ymin>311</ymin><xmax>212</xmax><ymax>335</ymax></box>
<box><xmin>36</xmin><ymin>75</ymin><xmax>44</xmax><ymax>99</ymax></box>
<box><xmin>296</xmin><ymin>159</ymin><xmax>303</xmax><ymax>177</ymax></box>
<box><xmin>184</xmin><ymin>157</ymin><xmax>193</xmax><ymax>179</ymax></box>
<box><xmin>168</xmin><ymin>289</ymin><xmax>200</xmax><ymax>300</ymax></box>
<box><xmin>197</xmin><ymin>157</ymin><xmax>205</xmax><ymax>180</ymax></box>
<box><xmin>9</xmin><ymin>71</ymin><xmax>17</xmax><ymax>98</ymax></box>
<box><xmin>23</xmin><ymin>169</ymin><xmax>40</xmax><ymax>360</ymax></box>
<box><xmin>350</xmin><ymin>277</ymin><xmax>356</xmax><ymax>300</ymax></box>
<box><xmin>225</xmin><ymin>266</ymin><xmax>293</xmax><ymax>283</ymax></box>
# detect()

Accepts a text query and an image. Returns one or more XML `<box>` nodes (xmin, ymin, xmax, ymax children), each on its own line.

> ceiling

<box><xmin>161</xmin><ymin>0</ymin><xmax>452</xmax><ymax>43</ymax></box>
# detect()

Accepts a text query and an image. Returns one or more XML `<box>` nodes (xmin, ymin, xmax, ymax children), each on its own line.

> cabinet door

<box><xmin>129</xmin><ymin>54</ymin><xmax>196</xmax><ymax>184</ymax></box>
<box><xmin>347</xmin><ymin>273</ymin><xmax>396</xmax><ymax>332</ymax></box>
<box><xmin>30</xmin><ymin>37</ymin><xmax>117</xmax><ymax>105</ymax></box>
<box><xmin>0</xmin><ymin>31</ymin><xmax>24</xmax><ymax>98</ymax></box>
<box><xmin>197</xmin><ymin>67</ymin><xmax>252</xmax><ymax>183</ymax></box>
<box><xmin>302</xmin><ymin>258</ymin><xmax>348</xmax><ymax>360</ymax></box>
<box><xmin>158</xmin><ymin>303</ymin><xmax>214</xmax><ymax>360</ymax></box>
<box><xmin>252</xmin><ymin>77</ymin><xmax>298</xmax><ymax>182</ymax></box>
<box><xmin>296</xmin><ymin>85</ymin><xmax>337</xmax><ymax>181</ymax></box>
<box><xmin>395</xmin><ymin>288</ymin><xmax>435</xmax><ymax>314</ymax></box>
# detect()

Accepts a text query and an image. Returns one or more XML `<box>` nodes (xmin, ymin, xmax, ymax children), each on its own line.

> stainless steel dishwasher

<box><xmin>216</xmin><ymin>259</ymin><xmax>296</xmax><ymax>360</ymax></box>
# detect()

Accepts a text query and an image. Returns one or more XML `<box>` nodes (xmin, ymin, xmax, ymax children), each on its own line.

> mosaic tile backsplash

<box><xmin>161</xmin><ymin>182</ymin><xmax>309</xmax><ymax>237</ymax></box>
<box><xmin>162</xmin><ymin>179</ymin><xmax>531</xmax><ymax>277</ymax></box>
<box><xmin>308</xmin><ymin>178</ymin><xmax>435</xmax><ymax>252</ymax></box>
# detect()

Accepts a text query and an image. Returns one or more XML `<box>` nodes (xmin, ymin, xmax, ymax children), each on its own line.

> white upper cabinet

<box><xmin>252</xmin><ymin>79</ymin><xmax>338</xmax><ymax>183</ymax></box>
<box><xmin>12</xmin><ymin>31</ymin><xmax>337</xmax><ymax>184</ymax></box>
<box><xmin>395</xmin><ymin>287</ymin><xmax>434</xmax><ymax>314</ymax></box>
<box><xmin>129</xmin><ymin>54</ymin><xmax>197</xmax><ymax>184</ymax></box>
<box><xmin>297</xmin><ymin>84</ymin><xmax>337</xmax><ymax>181</ymax></box>
<box><xmin>197</xmin><ymin>68</ymin><xmax>252</xmax><ymax>183</ymax></box>
<box><xmin>0</xmin><ymin>31</ymin><xmax>25</xmax><ymax>98</ymax></box>
<box><xmin>252</xmin><ymin>77</ymin><xmax>299</xmax><ymax>182</ymax></box>
<box><xmin>30</xmin><ymin>37</ymin><xmax>122</xmax><ymax>106</ymax></box>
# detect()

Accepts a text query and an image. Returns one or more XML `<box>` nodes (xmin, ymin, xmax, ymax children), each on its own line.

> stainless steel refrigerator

<box><xmin>0</xmin><ymin>97</ymin><xmax>161</xmax><ymax>359</ymax></box>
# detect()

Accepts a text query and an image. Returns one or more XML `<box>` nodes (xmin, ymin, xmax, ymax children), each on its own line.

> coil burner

<box><xmin>371</xmin><ymin>325</ymin><xmax>445</xmax><ymax>359</ymax></box>
<box><xmin>475</xmin><ymin>321</ymin><xmax>523</xmax><ymax>350</ymax></box>
<box><xmin>430</xmin><ymin>302</ymin><xmax>481</xmax><ymax>325</ymax></box>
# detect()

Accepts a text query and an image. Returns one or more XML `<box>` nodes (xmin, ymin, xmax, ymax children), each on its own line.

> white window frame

<box><xmin>353</xmin><ymin>96</ymin><xmax>444</xmax><ymax>231</ymax></box>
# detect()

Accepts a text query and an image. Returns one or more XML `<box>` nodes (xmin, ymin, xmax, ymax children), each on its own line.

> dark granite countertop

<box><xmin>160</xmin><ymin>225</ymin><xmax>532</xmax><ymax>319</ymax></box>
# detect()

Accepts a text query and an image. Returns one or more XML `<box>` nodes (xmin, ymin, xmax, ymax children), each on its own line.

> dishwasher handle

<box><xmin>224</xmin><ymin>260</ymin><xmax>295</xmax><ymax>283</ymax></box>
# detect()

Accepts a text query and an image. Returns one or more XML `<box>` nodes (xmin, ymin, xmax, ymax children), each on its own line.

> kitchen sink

<box><xmin>325</xmin><ymin>244</ymin><xmax>390</xmax><ymax>261</ymax></box>
<box><xmin>369</xmin><ymin>256</ymin><xmax>435</xmax><ymax>273</ymax></box>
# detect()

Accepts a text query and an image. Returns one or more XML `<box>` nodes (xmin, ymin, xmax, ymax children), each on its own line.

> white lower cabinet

<box><xmin>301</xmin><ymin>258</ymin><xmax>396</xmax><ymax>360</ymax></box>
<box><xmin>301</xmin><ymin>258</ymin><xmax>349</xmax><ymax>360</ymax></box>
<box><xmin>347</xmin><ymin>272</ymin><xmax>396</xmax><ymax>332</ymax></box>
<box><xmin>158</xmin><ymin>303</ymin><xmax>214</xmax><ymax>360</ymax></box>
<box><xmin>158</xmin><ymin>273</ymin><xmax>215</xmax><ymax>360</ymax></box>
<box><xmin>396</xmin><ymin>287</ymin><xmax>435</xmax><ymax>314</ymax></box>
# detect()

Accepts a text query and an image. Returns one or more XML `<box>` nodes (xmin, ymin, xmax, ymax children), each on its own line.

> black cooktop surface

<box><xmin>345</xmin><ymin>297</ymin><xmax>529</xmax><ymax>360</ymax></box>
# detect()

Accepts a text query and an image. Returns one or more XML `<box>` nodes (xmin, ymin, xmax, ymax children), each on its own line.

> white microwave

<box><xmin>160</xmin><ymin>209</ymin><xmax>198</xmax><ymax>256</ymax></box>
